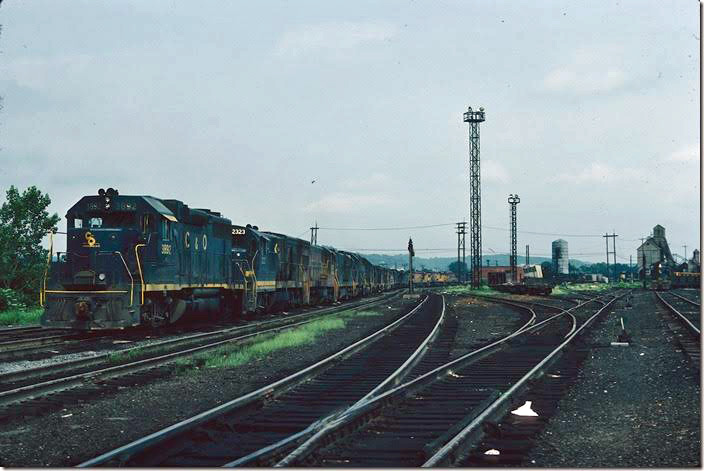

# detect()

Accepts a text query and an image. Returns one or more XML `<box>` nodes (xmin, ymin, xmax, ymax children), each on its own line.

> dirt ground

<box><xmin>526</xmin><ymin>290</ymin><xmax>700</xmax><ymax>467</ymax></box>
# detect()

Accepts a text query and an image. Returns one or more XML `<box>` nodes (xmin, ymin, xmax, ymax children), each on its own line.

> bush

<box><xmin>0</xmin><ymin>288</ymin><xmax>27</xmax><ymax>311</ymax></box>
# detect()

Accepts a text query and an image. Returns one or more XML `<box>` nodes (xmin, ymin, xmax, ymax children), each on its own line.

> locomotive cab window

<box><xmin>161</xmin><ymin>219</ymin><xmax>171</xmax><ymax>241</ymax></box>
<box><xmin>141</xmin><ymin>214</ymin><xmax>152</xmax><ymax>233</ymax></box>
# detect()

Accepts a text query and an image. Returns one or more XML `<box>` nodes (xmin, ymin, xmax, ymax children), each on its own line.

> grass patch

<box><xmin>439</xmin><ymin>285</ymin><xmax>501</xmax><ymax>297</ymax></box>
<box><xmin>184</xmin><ymin>316</ymin><xmax>348</xmax><ymax>370</ymax></box>
<box><xmin>107</xmin><ymin>347</ymin><xmax>145</xmax><ymax>364</ymax></box>
<box><xmin>0</xmin><ymin>308</ymin><xmax>43</xmax><ymax>326</ymax></box>
<box><xmin>552</xmin><ymin>281</ymin><xmax>641</xmax><ymax>296</ymax></box>
<box><xmin>350</xmin><ymin>309</ymin><xmax>384</xmax><ymax>317</ymax></box>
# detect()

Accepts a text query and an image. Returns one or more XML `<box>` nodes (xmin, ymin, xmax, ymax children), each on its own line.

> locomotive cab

<box><xmin>41</xmin><ymin>189</ymin><xmax>234</xmax><ymax>329</ymax></box>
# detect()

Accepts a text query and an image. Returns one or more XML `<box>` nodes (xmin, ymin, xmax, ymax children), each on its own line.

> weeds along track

<box><xmin>655</xmin><ymin>291</ymin><xmax>700</xmax><ymax>366</ymax></box>
<box><xmin>271</xmin><ymin>294</ymin><xmax>617</xmax><ymax>468</ymax></box>
<box><xmin>0</xmin><ymin>291</ymin><xmax>401</xmax><ymax>420</ymax></box>
<box><xmin>78</xmin><ymin>294</ymin><xmax>445</xmax><ymax>467</ymax></box>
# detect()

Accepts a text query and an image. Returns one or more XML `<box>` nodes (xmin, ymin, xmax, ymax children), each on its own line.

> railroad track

<box><xmin>0</xmin><ymin>330</ymin><xmax>108</xmax><ymax>362</ymax></box>
<box><xmin>671</xmin><ymin>289</ymin><xmax>701</xmax><ymax>305</ymax></box>
<box><xmin>264</xmin><ymin>294</ymin><xmax>619</xmax><ymax>467</ymax></box>
<box><xmin>655</xmin><ymin>291</ymin><xmax>700</xmax><ymax>366</ymax></box>
<box><xmin>0</xmin><ymin>290</ymin><xmax>403</xmax><ymax>420</ymax></box>
<box><xmin>78</xmin><ymin>292</ymin><xmax>542</xmax><ymax>467</ymax></box>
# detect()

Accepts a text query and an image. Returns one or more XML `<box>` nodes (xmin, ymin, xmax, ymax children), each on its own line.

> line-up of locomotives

<box><xmin>40</xmin><ymin>189</ymin><xmax>404</xmax><ymax>330</ymax></box>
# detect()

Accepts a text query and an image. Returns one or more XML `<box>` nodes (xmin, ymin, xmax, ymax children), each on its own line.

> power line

<box><xmin>320</xmin><ymin>223</ymin><xmax>455</xmax><ymax>231</ymax></box>
<box><xmin>320</xmin><ymin>221</ymin><xmax>643</xmax><ymax>240</ymax></box>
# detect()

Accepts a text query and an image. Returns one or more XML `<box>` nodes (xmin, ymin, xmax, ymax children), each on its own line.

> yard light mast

<box><xmin>463</xmin><ymin>106</ymin><xmax>486</xmax><ymax>288</ymax></box>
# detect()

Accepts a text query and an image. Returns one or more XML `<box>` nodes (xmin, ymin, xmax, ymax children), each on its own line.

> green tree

<box><xmin>0</xmin><ymin>186</ymin><xmax>60</xmax><ymax>306</ymax></box>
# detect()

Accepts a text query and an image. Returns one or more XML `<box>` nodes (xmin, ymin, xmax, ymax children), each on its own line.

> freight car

<box><xmin>670</xmin><ymin>271</ymin><xmax>700</xmax><ymax>289</ymax></box>
<box><xmin>40</xmin><ymin>189</ymin><xmax>401</xmax><ymax>329</ymax></box>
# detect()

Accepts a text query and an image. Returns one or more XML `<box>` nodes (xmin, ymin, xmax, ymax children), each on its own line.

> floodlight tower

<box><xmin>463</xmin><ymin>106</ymin><xmax>486</xmax><ymax>288</ymax></box>
<box><xmin>508</xmin><ymin>194</ymin><xmax>520</xmax><ymax>282</ymax></box>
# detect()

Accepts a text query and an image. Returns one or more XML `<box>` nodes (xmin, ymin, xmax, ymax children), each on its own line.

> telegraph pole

<box><xmin>310</xmin><ymin>221</ymin><xmax>319</xmax><ymax>245</ymax></box>
<box><xmin>463</xmin><ymin>106</ymin><xmax>486</xmax><ymax>288</ymax></box>
<box><xmin>640</xmin><ymin>237</ymin><xmax>647</xmax><ymax>289</ymax></box>
<box><xmin>508</xmin><ymin>194</ymin><xmax>520</xmax><ymax>282</ymax></box>
<box><xmin>456</xmin><ymin>222</ymin><xmax>467</xmax><ymax>283</ymax></box>
<box><xmin>603</xmin><ymin>232</ymin><xmax>618</xmax><ymax>283</ymax></box>
<box><xmin>683</xmin><ymin>244</ymin><xmax>688</xmax><ymax>264</ymax></box>
<box><xmin>629</xmin><ymin>255</ymin><xmax>632</xmax><ymax>281</ymax></box>
<box><xmin>408</xmin><ymin>237</ymin><xmax>415</xmax><ymax>293</ymax></box>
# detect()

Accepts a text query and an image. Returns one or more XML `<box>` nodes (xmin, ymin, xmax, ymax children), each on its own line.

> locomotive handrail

<box><xmin>135</xmin><ymin>244</ymin><xmax>146</xmax><ymax>305</ymax></box>
<box><xmin>114</xmin><ymin>251</ymin><xmax>135</xmax><ymax>306</ymax></box>
<box><xmin>40</xmin><ymin>231</ymin><xmax>54</xmax><ymax>306</ymax></box>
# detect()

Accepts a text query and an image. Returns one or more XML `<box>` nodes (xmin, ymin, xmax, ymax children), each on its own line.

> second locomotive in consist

<box><xmin>41</xmin><ymin>189</ymin><xmax>402</xmax><ymax>329</ymax></box>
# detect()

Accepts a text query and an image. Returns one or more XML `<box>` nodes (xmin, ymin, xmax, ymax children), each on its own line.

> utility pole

<box><xmin>508</xmin><ymin>194</ymin><xmax>520</xmax><ymax>282</ymax></box>
<box><xmin>629</xmin><ymin>254</ymin><xmax>632</xmax><ymax>281</ymax></box>
<box><xmin>463</xmin><ymin>106</ymin><xmax>486</xmax><ymax>288</ymax></box>
<box><xmin>408</xmin><ymin>237</ymin><xmax>415</xmax><ymax>293</ymax></box>
<box><xmin>640</xmin><ymin>237</ymin><xmax>647</xmax><ymax>289</ymax></box>
<box><xmin>310</xmin><ymin>221</ymin><xmax>319</xmax><ymax>245</ymax></box>
<box><xmin>683</xmin><ymin>244</ymin><xmax>688</xmax><ymax>264</ymax></box>
<box><xmin>456</xmin><ymin>222</ymin><xmax>467</xmax><ymax>284</ymax></box>
<box><xmin>526</xmin><ymin>245</ymin><xmax>530</xmax><ymax>266</ymax></box>
<box><xmin>603</xmin><ymin>232</ymin><xmax>618</xmax><ymax>283</ymax></box>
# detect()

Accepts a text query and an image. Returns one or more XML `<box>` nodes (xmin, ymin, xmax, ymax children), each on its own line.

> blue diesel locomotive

<box><xmin>40</xmin><ymin>189</ymin><xmax>401</xmax><ymax>329</ymax></box>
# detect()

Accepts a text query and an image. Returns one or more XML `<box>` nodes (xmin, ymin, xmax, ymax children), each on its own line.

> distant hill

<box><xmin>360</xmin><ymin>253</ymin><xmax>591</xmax><ymax>271</ymax></box>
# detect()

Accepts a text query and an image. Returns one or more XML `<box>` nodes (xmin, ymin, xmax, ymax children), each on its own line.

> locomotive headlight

<box><xmin>98</xmin><ymin>273</ymin><xmax>106</xmax><ymax>281</ymax></box>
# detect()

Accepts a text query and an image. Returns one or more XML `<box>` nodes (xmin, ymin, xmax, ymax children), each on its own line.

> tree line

<box><xmin>0</xmin><ymin>186</ymin><xmax>59</xmax><ymax>311</ymax></box>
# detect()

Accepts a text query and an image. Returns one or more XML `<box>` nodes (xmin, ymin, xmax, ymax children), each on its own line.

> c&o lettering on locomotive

<box><xmin>82</xmin><ymin>231</ymin><xmax>100</xmax><ymax>248</ymax></box>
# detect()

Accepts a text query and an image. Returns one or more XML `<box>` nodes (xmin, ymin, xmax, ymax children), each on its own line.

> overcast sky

<box><xmin>1</xmin><ymin>1</ymin><xmax>699</xmax><ymax>263</ymax></box>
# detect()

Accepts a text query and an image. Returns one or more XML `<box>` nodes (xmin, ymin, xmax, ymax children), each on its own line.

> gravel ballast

<box><xmin>0</xmin><ymin>293</ymin><xmax>527</xmax><ymax>467</ymax></box>
<box><xmin>526</xmin><ymin>290</ymin><xmax>700</xmax><ymax>467</ymax></box>
<box><xmin>0</xmin><ymin>296</ymin><xmax>420</xmax><ymax>467</ymax></box>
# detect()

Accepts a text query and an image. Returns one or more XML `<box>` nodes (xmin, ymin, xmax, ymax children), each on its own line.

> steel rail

<box><xmin>0</xmin><ymin>334</ymin><xmax>81</xmax><ymax>361</ymax></box>
<box><xmin>223</xmin><ymin>296</ymin><xmax>452</xmax><ymax>468</ymax></box>
<box><xmin>669</xmin><ymin>291</ymin><xmax>701</xmax><ymax>308</ymax></box>
<box><xmin>655</xmin><ymin>291</ymin><xmax>700</xmax><ymax>336</ymax></box>
<box><xmin>274</xmin><ymin>295</ymin><xmax>607</xmax><ymax>467</ymax></box>
<box><xmin>422</xmin><ymin>294</ymin><xmax>623</xmax><ymax>467</ymax></box>
<box><xmin>0</xmin><ymin>325</ymin><xmax>43</xmax><ymax>334</ymax></box>
<box><xmin>0</xmin><ymin>292</ymin><xmax>402</xmax><ymax>406</ymax></box>
<box><xmin>0</xmin><ymin>291</ymin><xmax>400</xmax><ymax>387</ymax></box>
<box><xmin>77</xmin><ymin>295</ymin><xmax>432</xmax><ymax>467</ymax></box>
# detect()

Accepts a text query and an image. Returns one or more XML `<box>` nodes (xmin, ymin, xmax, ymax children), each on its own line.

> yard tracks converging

<box><xmin>0</xmin><ymin>291</ymin><xmax>402</xmax><ymax>420</ymax></box>
<box><xmin>269</xmin><ymin>292</ymin><xmax>620</xmax><ymax>467</ymax></box>
<box><xmin>79</xmin><ymin>293</ymin><xmax>447</xmax><ymax>467</ymax></box>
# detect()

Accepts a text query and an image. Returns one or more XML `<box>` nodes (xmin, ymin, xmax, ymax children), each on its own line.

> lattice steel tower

<box><xmin>508</xmin><ymin>194</ymin><xmax>520</xmax><ymax>282</ymax></box>
<box><xmin>463</xmin><ymin>106</ymin><xmax>486</xmax><ymax>287</ymax></box>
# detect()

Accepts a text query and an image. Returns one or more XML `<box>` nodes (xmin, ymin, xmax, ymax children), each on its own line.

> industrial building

<box><xmin>480</xmin><ymin>266</ymin><xmax>524</xmax><ymax>285</ymax></box>
<box><xmin>552</xmin><ymin>239</ymin><xmax>569</xmax><ymax>274</ymax></box>
<box><xmin>636</xmin><ymin>224</ymin><xmax>675</xmax><ymax>276</ymax></box>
